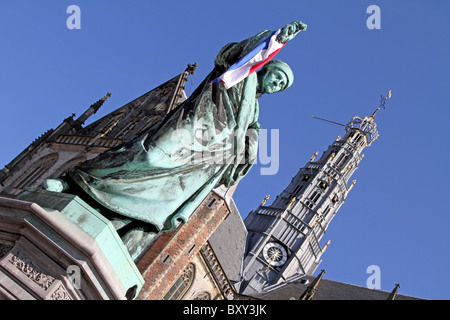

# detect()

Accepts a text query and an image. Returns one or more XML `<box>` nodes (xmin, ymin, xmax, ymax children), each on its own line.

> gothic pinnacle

<box><xmin>74</xmin><ymin>92</ymin><xmax>112</xmax><ymax>128</ymax></box>
<box><xmin>101</xmin><ymin>92</ymin><xmax>112</xmax><ymax>101</ymax></box>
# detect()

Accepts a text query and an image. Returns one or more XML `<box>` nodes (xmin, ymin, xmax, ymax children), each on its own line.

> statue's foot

<box><xmin>42</xmin><ymin>178</ymin><xmax>69</xmax><ymax>193</ymax></box>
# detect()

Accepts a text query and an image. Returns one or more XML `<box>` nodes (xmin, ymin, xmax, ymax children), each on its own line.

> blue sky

<box><xmin>1</xmin><ymin>1</ymin><xmax>449</xmax><ymax>299</ymax></box>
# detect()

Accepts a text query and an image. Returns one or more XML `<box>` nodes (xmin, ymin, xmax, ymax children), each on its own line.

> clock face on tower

<box><xmin>263</xmin><ymin>242</ymin><xmax>288</xmax><ymax>267</ymax></box>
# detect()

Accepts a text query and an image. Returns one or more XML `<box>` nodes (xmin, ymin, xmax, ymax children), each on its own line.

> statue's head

<box><xmin>258</xmin><ymin>60</ymin><xmax>294</xmax><ymax>94</ymax></box>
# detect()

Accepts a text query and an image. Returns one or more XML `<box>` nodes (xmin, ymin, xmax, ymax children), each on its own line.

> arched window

<box><xmin>15</xmin><ymin>153</ymin><xmax>59</xmax><ymax>189</ymax></box>
<box><xmin>49</xmin><ymin>156</ymin><xmax>86</xmax><ymax>179</ymax></box>
<box><xmin>163</xmin><ymin>263</ymin><xmax>195</xmax><ymax>300</ymax></box>
<box><xmin>309</xmin><ymin>191</ymin><xmax>321</xmax><ymax>203</ymax></box>
<box><xmin>331</xmin><ymin>194</ymin><xmax>339</xmax><ymax>204</ymax></box>
<box><xmin>306</xmin><ymin>190</ymin><xmax>321</xmax><ymax>209</ymax></box>
<box><xmin>335</xmin><ymin>153</ymin><xmax>349</xmax><ymax>169</ymax></box>
<box><xmin>322</xmin><ymin>205</ymin><xmax>332</xmax><ymax>219</ymax></box>
<box><xmin>319</xmin><ymin>181</ymin><xmax>328</xmax><ymax>190</ymax></box>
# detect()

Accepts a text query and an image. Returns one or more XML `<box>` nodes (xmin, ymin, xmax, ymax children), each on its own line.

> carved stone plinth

<box><xmin>0</xmin><ymin>189</ymin><xmax>144</xmax><ymax>300</ymax></box>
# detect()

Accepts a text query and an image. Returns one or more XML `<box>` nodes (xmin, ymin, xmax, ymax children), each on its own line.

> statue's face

<box><xmin>261</xmin><ymin>68</ymin><xmax>288</xmax><ymax>94</ymax></box>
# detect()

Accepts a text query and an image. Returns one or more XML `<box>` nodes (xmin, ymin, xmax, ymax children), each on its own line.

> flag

<box><xmin>211</xmin><ymin>29</ymin><xmax>286</xmax><ymax>89</ymax></box>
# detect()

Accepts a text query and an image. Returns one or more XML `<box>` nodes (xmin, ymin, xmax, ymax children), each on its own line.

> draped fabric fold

<box><xmin>67</xmin><ymin>30</ymin><xmax>273</xmax><ymax>233</ymax></box>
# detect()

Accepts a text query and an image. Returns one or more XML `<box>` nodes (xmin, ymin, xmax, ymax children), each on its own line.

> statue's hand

<box><xmin>276</xmin><ymin>21</ymin><xmax>307</xmax><ymax>44</ymax></box>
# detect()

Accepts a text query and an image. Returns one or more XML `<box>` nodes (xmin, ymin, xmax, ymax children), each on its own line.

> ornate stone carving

<box><xmin>49</xmin><ymin>284</ymin><xmax>72</xmax><ymax>300</ymax></box>
<box><xmin>8</xmin><ymin>250</ymin><xmax>56</xmax><ymax>290</ymax></box>
<box><xmin>193</xmin><ymin>291</ymin><xmax>211</xmax><ymax>300</ymax></box>
<box><xmin>0</xmin><ymin>244</ymin><xmax>13</xmax><ymax>259</ymax></box>
<box><xmin>200</xmin><ymin>244</ymin><xmax>233</xmax><ymax>297</ymax></box>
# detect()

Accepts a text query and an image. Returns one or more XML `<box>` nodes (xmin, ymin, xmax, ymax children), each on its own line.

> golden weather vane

<box><xmin>370</xmin><ymin>90</ymin><xmax>392</xmax><ymax>118</ymax></box>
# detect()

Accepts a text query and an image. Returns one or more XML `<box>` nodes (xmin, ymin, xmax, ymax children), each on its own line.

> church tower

<box><xmin>240</xmin><ymin>93</ymin><xmax>390</xmax><ymax>295</ymax></box>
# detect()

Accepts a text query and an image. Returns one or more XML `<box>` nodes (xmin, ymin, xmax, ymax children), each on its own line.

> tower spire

<box><xmin>299</xmin><ymin>269</ymin><xmax>325</xmax><ymax>300</ymax></box>
<box><xmin>74</xmin><ymin>92</ymin><xmax>111</xmax><ymax>128</ymax></box>
<box><xmin>167</xmin><ymin>63</ymin><xmax>197</xmax><ymax>114</ymax></box>
<box><xmin>386</xmin><ymin>283</ymin><xmax>400</xmax><ymax>300</ymax></box>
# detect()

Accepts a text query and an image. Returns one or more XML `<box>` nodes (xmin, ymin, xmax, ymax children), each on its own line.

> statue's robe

<box><xmin>67</xmin><ymin>30</ymin><xmax>275</xmax><ymax>232</ymax></box>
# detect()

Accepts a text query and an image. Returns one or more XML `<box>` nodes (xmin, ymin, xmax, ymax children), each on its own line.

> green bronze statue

<box><xmin>43</xmin><ymin>20</ymin><xmax>307</xmax><ymax>260</ymax></box>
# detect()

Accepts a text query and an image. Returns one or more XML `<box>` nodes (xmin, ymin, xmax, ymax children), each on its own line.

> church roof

<box><xmin>255</xmin><ymin>275</ymin><xmax>424</xmax><ymax>300</ymax></box>
<box><xmin>208</xmin><ymin>186</ymin><xmax>248</xmax><ymax>284</ymax></box>
<box><xmin>75</xmin><ymin>74</ymin><xmax>182</xmax><ymax>139</ymax></box>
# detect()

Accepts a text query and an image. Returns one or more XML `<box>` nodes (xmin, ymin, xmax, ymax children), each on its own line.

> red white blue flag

<box><xmin>211</xmin><ymin>29</ymin><xmax>286</xmax><ymax>89</ymax></box>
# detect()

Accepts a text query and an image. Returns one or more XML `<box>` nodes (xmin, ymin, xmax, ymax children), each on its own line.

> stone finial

<box><xmin>260</xmin><ymin>195</ymin><xmax>270</xmax><ymax>206</ymax></box>
<box><xmin>102</xmin><ymin>92</ymin><xmax>112</xmax><ymax>101</ymax></box>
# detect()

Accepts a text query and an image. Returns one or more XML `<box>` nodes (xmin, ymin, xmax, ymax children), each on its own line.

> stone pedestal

<box><xmin>0</xmin><ymin>189</ymin><xmax>144</xmax><ymax>300</ymax></box>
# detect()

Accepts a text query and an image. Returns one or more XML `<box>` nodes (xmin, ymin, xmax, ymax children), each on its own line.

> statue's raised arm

<box><xmin>213</xmin><ymin>20</ymin><xmax>307</xmax><ymax>80</ymax></box>
<box><xmin>276</xmin><ymin>20</ymin><xmax>307</xmax><ymax>44</ymax></box>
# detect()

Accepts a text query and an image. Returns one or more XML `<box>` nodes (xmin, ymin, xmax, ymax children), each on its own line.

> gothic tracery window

<box><xmin>15</xmin><ymin>153</ymin><xmax>59</xmax><ymax>189</ymax></box>
<box><xmin>163</xmin><ymin>263</ymin><xmax>195</xmax><ymax>300</ymax></box>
